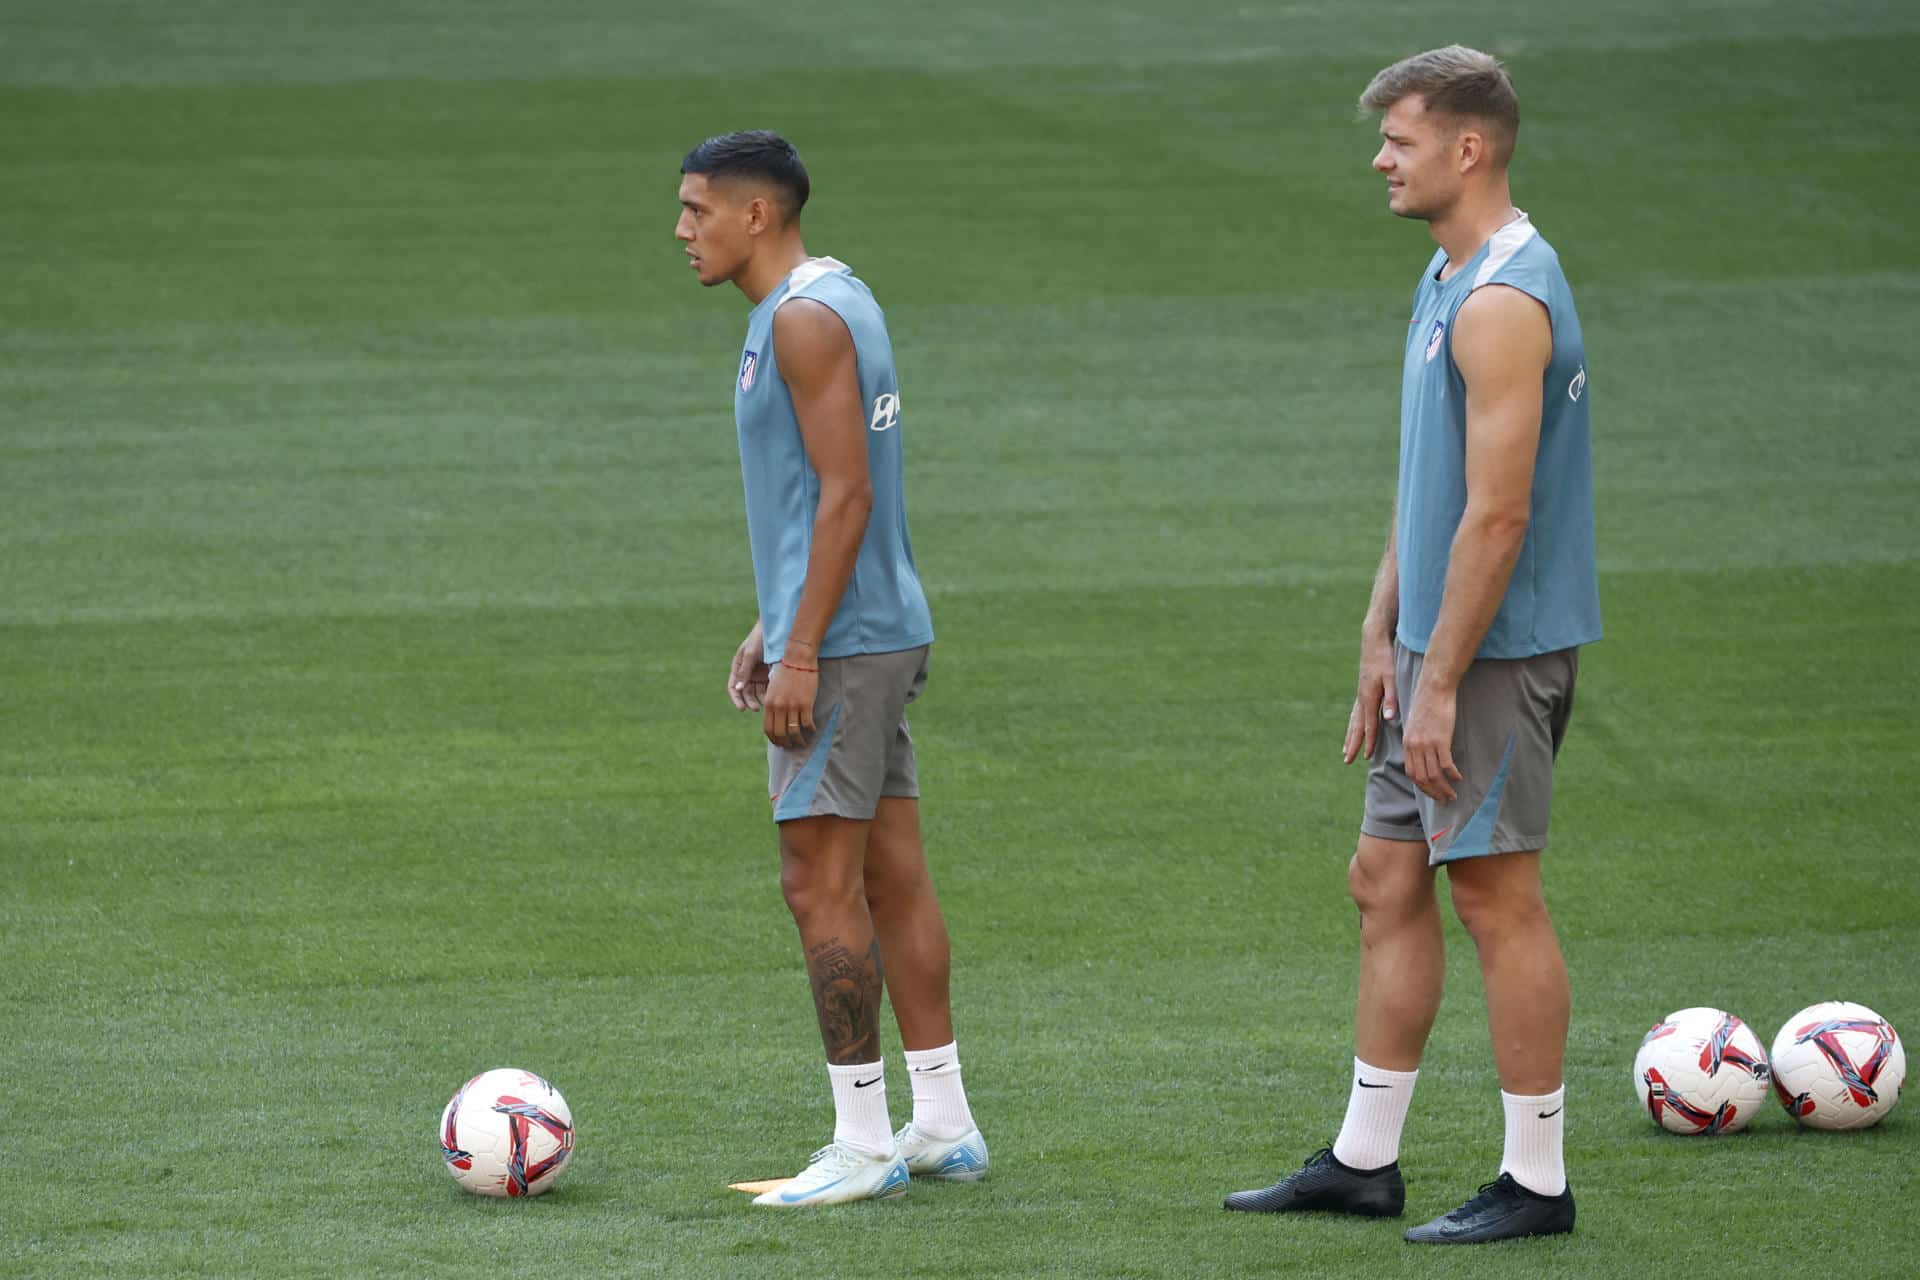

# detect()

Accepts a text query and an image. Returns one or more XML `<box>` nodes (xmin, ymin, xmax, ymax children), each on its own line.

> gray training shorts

<box><xmin>1362</xmin><ymin>640</ymin><xmax>1579</xmax><ymax>864</ymax></box>
<box><xmin>768</xmin><ymin>645</ymin><xmax>929</xmax><ymax>823</ymax></box>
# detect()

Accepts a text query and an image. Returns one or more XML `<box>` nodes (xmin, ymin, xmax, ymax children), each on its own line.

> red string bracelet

<box><xmin>779</xmin><ymin>660</ymin><xmax>818</xmax><ymax>673</ymax></box>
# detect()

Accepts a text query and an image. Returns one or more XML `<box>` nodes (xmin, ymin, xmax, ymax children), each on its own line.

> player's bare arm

<box><xmin>759</xmin><ymin>297</ymin><xmax>874</xmax><ymax>750</ymax></box>
<box><xmin>1400</xmin><ymin>284</ymin><xmax>1551</xmax><ymax>802</ymax></box>
<box><xmin>1345</xmin><ymin>515</ymin><xmax>1401</xmax><ymax>765</ymax></box>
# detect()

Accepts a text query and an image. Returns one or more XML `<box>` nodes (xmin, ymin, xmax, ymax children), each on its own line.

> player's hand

<box><xmin>1343</xmin><ymin>630</ymin><xmax>1399</xmax><ymax>764</ymax></box>
<box><xmin>1401</xmin><ymin>683</ymin><xmax>1463</xmax><ymax>803</ymax></box>
<box><xmin>728</xmin><ymin>621</ymin><xmax>770</xmax><ymax>712</ymax></box>
<box><xmin>762</xmin><ymin>660</ymin><xmax>818</xmax><ymax>749</ymax></box>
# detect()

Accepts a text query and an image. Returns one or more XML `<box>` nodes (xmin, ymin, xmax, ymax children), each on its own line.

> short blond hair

<box><xmin>1360</xmin><ymin>45</ymin><xmax>1519</xmax><ymax>167</ymax></box>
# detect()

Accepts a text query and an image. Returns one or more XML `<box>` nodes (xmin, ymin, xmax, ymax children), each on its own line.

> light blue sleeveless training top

<box><xmin>1396</xmin><ymin>213</ymin><xmax>1602</xmax><ymax>659</ymax></box>
<box><xmin>734</xmin><ymin>257</ymin><xmax>934</xmax><ymax>664</ymax></box>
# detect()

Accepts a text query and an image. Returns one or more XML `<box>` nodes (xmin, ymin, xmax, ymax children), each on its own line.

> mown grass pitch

<box><xmin>4</xmin><ymin>3</ymin><xmax>1916</xmax><ymax>1276</ymax></box>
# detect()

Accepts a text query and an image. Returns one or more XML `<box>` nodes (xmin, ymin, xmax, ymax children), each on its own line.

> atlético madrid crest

<box><xmin>1424</xmin><ymin>319</ymin><xmax>1446</xmax><ymax>363</ymax></box>
<box><xmin>739</xmin><ymin>349</ymin><xmax>759</xmax><ymax>391</ymax></box>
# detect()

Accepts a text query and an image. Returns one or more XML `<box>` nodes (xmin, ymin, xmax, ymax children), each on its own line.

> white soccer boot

<box><xmin>894</xmin><ymin>1122</ymin><xmax>989</xmax><ymax>1182</ymax></box>
<box><xmin>752</xmin><ymin>1140</ymin><xmax>910</xmax><ymax>1207</ymax></box>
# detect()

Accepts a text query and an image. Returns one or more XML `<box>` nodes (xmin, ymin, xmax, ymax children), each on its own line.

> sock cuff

<box><xmin>904</xmin><ymin>1042</ymin><xmax>960</xmax><ymax>1073</ymax></box>
<box><xmin>827</xmin><ymin>1060</ymin><xmax>885</xmax><ymax>1081</ymax></box>
<box><xmin>1354</xmin><ymin>1057</ymin><xmax>1419</xmax><ymax>1085</ymax></box>
<box><xmin>1501</xmin><ymin>1085</ymin><xmax>1565</xmax><ymax>1107</ymax></box>
<box><xmin>1334</xmin><ymin>1056</ymin><xmax>1419</xmax><ymax>1172</ymax></box>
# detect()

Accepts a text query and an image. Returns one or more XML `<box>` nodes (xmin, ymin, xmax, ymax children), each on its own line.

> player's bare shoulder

<box><xmin>772</xmin><ymin>297</ymin><xmax>855</xmax><ymax>378</ymax></box>
<box><xmin>1452</xmin><ymin>284</ymin><xmax>1551</xmax><ymax>382</ymax></box>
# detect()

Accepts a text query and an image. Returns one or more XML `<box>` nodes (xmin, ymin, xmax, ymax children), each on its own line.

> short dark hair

<box><xmin>680</xmin><ymin>130</ymin><xmax>810</xmax><ymax>220</ymax></box>
<box><xmin>1360</xmin><ymin>46</ymin><xmax>1520</xmax><ymax>167</ymax></box>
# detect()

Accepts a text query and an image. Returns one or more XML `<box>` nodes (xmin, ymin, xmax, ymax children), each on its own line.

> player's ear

<box><xmin>745</xmin><ymin>194</ymin><xmax>772</xmax><ymax>237</ymax></box>
<box><xmin>1457</xmin><ymin>127</ymin><xmax>1484</xmax><ymax>174</ymax></box>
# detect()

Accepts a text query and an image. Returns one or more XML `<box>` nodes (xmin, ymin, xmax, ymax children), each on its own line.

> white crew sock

<box><xmin>1332</xmin><ymin>1057</ymin><xmax>1418</xmax><ymax>1172</ymax></box>
<box><xmin>826</xmin><ymin>1061</ymin><xmax>894</xmax><ymax>1157</ymax></box>
<box><xmin>903</xmin><ymin>1041</ymin><xmax>975</xmax><ymax>1139</ymax></box>
<box><xmin>1500</xmin><ymin>1085</ymin><xmax>1566</xmax><ymax>1196</ymax></box>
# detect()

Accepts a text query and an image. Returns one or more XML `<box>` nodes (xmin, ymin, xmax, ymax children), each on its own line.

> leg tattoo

<box><xmin>805</xmin><ymin>935</ymin><xmax>884</xmax><ymax>1064</ymax></box>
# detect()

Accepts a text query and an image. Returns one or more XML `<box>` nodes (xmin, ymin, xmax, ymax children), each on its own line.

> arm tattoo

<box><xmin>803</xmin><ymin>935</ymin><xmax>884</xmax><ymax>1064</ymax></box>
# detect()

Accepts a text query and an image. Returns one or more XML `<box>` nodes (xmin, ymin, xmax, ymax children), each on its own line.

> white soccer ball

<box><xmin>1770</xmin><ymin>1002</ymin><xmax>1906</xmax><ymax>1130</ymax></box>
<box><xmin>1632</xmin><ymin>1006</ymin><xmax>1772</xmax><ymax>1135</ymax></box>
<box><xmin>439</xmin><ymin>1067</ymin><xmax>575</xmax><ymax>1197</ymax></box>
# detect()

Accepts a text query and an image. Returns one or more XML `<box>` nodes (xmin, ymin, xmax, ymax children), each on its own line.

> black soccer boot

<box><xmin>1402</xmin><ymin>1172</ymin><xmax>1574</xmax><ymax>1243</ymax></box>
<box><xmin>1223</xmin><ymin>1146</ymin><xmax>1406</xmax><ymax>1216</ymax></box>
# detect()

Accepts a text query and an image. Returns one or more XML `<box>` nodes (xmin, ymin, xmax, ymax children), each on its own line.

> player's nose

<box><xmin>1371</xmin><ymin>146</ymin><xmax>1392</xmax><ymax>173</ymax></box>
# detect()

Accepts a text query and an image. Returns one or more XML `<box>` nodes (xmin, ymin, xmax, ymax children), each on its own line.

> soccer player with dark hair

<box><xmin>1225</xmin><ymin>47</ymin><xmax>1600</xmax><ymax>1243</ymax></box>
<box><xmin>675</xmin><ymin>130</ymin><xmax>987</xmax><ymax>1206</ymax></box>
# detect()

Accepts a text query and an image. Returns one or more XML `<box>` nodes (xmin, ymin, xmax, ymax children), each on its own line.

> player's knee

<box><xmin>864</xmin><ymin>855</ymin><xmax>906</xmax><ymax>917</ymax></box>
<box><xmin>1447</xmin><ymin>886</ymin><xmax>1494</xmax><ymax>942</ymax></box>
<box><xmin>778</xmin><ymin>855</ymin><xmax>862</xmax><ymax>923</ymax></box>
<box><xmin>862</xmin><ymin>860</ymin><xmax>904</xmax><ymax>913</ymax></box>
<box><xmin>1447</xmin><ymin>870</ymin><xmax>1547</xmax><ymax>942</ymax></box>
<box><xmin>1346</xmin><ymin>853</ymin><xmax>1373</xmax><ymax>912</ymax></box>
<box><xmin>1348</xmin><ymin>848</ymin><xmax>1426</xmax><ymax>923</ymax></box>
<box><xmin>864</xmin><ymin>846</ymin><xmax>927</xmax><ymax>909</ymax></box>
